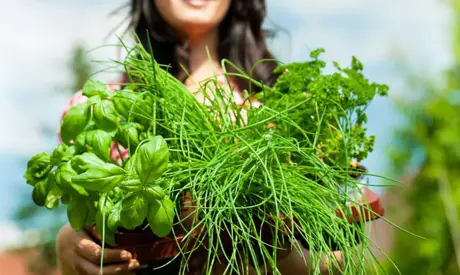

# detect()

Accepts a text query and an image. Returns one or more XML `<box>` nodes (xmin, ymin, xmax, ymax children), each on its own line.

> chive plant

<box><xmin>23</xmin><ymin>39</ymin><xmax>391</xmax><ymax>274</ymax></box>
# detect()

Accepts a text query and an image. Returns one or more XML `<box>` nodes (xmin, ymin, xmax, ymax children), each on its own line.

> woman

<box><xmin>56</xmin><ymin>0</ymin><xmax>344</xmax><ymax>274</ymax></box>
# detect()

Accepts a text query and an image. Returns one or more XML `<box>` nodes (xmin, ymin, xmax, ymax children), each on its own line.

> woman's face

<box><xmin>154</xmin><ymin>0</ymin><xmax>231</xmax><ymax>39</ymax></box>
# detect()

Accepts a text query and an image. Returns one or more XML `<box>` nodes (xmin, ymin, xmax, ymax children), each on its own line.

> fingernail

<box><xmin>121</xmin><ymin>251</ymin><xmax>132</xmax><ymax>260</ymax></box>
<box><xmin>128</xmin><ymin>260</ymin><xmax>140</xmax><ymax>270</ymax></box>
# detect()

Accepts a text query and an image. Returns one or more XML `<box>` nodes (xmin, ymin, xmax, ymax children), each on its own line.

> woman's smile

<box><xmin>183</xmin><ymin>0</ymin><xmax>213</xmax><ymax>8</ymax></box>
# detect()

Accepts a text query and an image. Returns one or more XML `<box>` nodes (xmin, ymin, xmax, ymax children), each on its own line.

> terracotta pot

<box><xmin>341</xmin><ymin>163</ymin><xmax>384</xmax><ymax>223</ymax></box>
<box><xmin>335</xmin><ymin>187</ymin><xmax>384</xmax><ymax>223</ymax></box>
<box><xmin>113</xmin><ymin>228</ymin><xmax>202</xmax><ymax>262</ymax></box>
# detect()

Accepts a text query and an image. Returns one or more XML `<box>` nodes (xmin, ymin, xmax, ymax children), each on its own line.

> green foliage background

<box><xmin>383</xmin><ymin>0</ymin><xmax>460</xmax><ymax>274</ymax></box>
<box><xmin>12</xmin><ymin>44</ymin><xmax>93</xmax><ymax>273</ymax></box>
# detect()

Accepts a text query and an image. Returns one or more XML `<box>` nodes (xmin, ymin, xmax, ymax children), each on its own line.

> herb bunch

<box><xmin>23</xmin><ymin>41</ymin><xmax>388</xmax><ymax>274</ymax></box>
<box><xmin>255</xmin><ymin>49</ymin><xmax>388</xmax><ymax>167</ymax></box>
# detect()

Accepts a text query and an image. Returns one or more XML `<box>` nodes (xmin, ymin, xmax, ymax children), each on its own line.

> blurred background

<box><xmin>0</xmin><ymin>0</ymin><xmax>458</xmax><ymax>274</ymax></box>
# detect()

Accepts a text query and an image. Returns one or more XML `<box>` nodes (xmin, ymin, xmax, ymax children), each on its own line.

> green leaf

<box><xmin>118</xmin><ymin>178</ymin><xmax>142</xmax><ymax>192</ymax></box>
<box><xmin>85</xmin><ymin>199</ymin><xmax>97</xmax><ymax>227</ymax></box>
<box><xmin>71</xmin><ymin>152</ymin><xmax>105</xmax><ymax>174</ymax></box>
<box><xmin>145</xmin><ymin>185</ymin><xmax>165</xmax><ymax>201</ymax></box>
<box><xmin>87</xmin><ymin>95</ymin><xmax>102</xmax><ymax>105</ymax></box>
<box><xmin>74</xmin><ymin>132</ymin><xmax>87</xmax><ymax>153</ymax></box>
<box><xmin>60</xmin><ymin>104</ymin><xmax>91</xmax><ymax>145</ymax></box>
<box><xmin>109</xmin><ymin>187</ymin><xmax>125</xmax><ymax>202</ymax></box>
<box><xmin>98</xmin><ymin>193</ymin><xmax>113</xmax><ymax>214</ymax></box>
<box><xmin>124</xmin><ymin>156</ymin><xmax>136</xmax><ymax>173</ymax></box>
<box><xmin>119</xmin><ymin>192</ymin><xmax>148</xmax><ymax>230</ymax></box>
<box><xmin>72</xmin><ymin>163</ymin><xmax>126</xmax><ymax>192</ymax></box>
<box><xmin>93</xmin><ymin>99</ymin><xmax>120</xmax><ymax>132</ymax></box>
<box><xmin>135</xmin><ymin>136</ymin><xmax>169</xmax><ymax>185</ymax></box>
<box><xmin>44</xmin><ymin>173</ymin><xmax>63</xmax><ymax>210</ymax></box>
<box><xmin>84</xmin><ymin>130</ymin><xmax>113</xmax><ymax>161</ymax></box>
<box><xmin>50</xmin><ymin>144</ymin><xmax>75</xmax><ymax>166</ymax></box>
<box><xmin>310</xmin><ymin>48</ymin><xmax>325</xmax><ymax>59</ymax></box>
<box><xmin>115</xmin><ymin>122</ymin><xmax>141</xmax><ymax>150</ymax></box>
<box><xmin>55</xmin><ymin>162</ymin><xmax>89</xmax><ymax>196</ymax></box>
<box><xmin>112</xmin><ymin>90</ymin><xmax>152</xmax><ymax>123</ymax></box>
<box><xmin>82</xmin><ymin>79</ymin><xmax>112</xmax><ymax>99</ymax></box>
<box><xmin>112</xmin><ymin>90</ymin><xmax>138</xmax><ymax>119</ymax></box>
<box><xmin>67</xmin><ymin>196</ymin><xmax>88</xmax><ymax>231</ymax></box>
<box><xmin>32</xmin><ymin>180</ymin><xmax>48</xmax><ymax>207</ymax></box>
<box><xmin>107</xmin><ymin>202</ymin><xmax>122</xmax><ymax>232</ymax></box>
<box><xmin>24</xmin><ymin>152</ymin><xmax>53</xmax><ymax>186</ymax></box>
<box><xmin>147</xmin><ymin>197</ymin><xmax>175</xmax><ymax>237</ymax></box>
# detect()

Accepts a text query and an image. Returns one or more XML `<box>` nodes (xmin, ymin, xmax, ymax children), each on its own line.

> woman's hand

<box><xmin>276</xmin><ymin>241</ymin><xmax>344</xmax><ymax>275</ymax></box>
<box><xmin>256</xmin><ymin>240</ymin><xmax>343</xmax><ymax>275</ymax></box>
<box><xmin>56</xmin><ymin>223</ymin><xmax>140</xmax><ymax>275</ymax></box>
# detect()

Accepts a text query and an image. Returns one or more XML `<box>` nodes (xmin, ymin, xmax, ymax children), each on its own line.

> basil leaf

<box><xmin>24</xmin><ymin>152</ymin><xmax>52</xmax><ymax>186</ymax></box>
<box><xmin>135</xmin><ymin>136</ymin><xmax>169</xmax><ymax>185</ymax></box>
<box><xmin>118</xmin><ymin>178</ymin><xmax>142</xmax><ymax>192</ymax></box>
<box><xmin>32</xmin><ymin>180</ymin><xmax>48</xmax><ymax>207</ymax></box>
<box><xmin>108</xmin><ymin>201</ymin><xmax>122</xmax><ymax>232</ymax></box>
<box><xmin>71</xmin><ymin>152</ymin><xmax>105</xmax><ymax>174</ymax></box>
<box><xmin>119</xmin><ymin>192</ymin><xmax>148</xmax><ymax>230</ymax></box>
<box><xmin>124</xmin><ymin>156</ymin><xmax>136</xmax><ymax>173</ymax></box>
<box><xmin>98</xmin><ymin>193</ymin><xmax>114</xmax><ymax>214</ymax></box>
<box><xmin>112</xmin><ymin>90</ymin><xmax>139</xmax><ymax>119</ymax></box>
<box><xmin>72</xmin><ymin>163</ymin><xmax>126</xmax><ymax>192</ymax></box>
<box><xmin>115</xmin><ymin>122</ymin><xmax>141</xmax><ymax>150</ymax></box>
<box><xmin>60</xmin><ymin>104</ymin><xmax>91</xmax><ymax>145</ymax></box>
<box><xmin>82</xmin><ymin>80</ymin><xmax>112</xmax><ymax>99</ymax></box>
<box><xmin>74</xmin><ymin>132</ymin><xmax>87</xmax><ymax>153</ymax></box>
<box><xmin>112</xmin><ymin>90</ymin><xmax>152</xmax><ymax>123</ymax></box>
<box><xmin>93</xmin><ymin>99</ymin><xmax>120</xmax><ymax>132</ymax></box>
<box><xmin>87</xmin><ymin>95</ymin><xmax>102</xmax><ymax>105</ymax></box>
<box><xmin>45</xmin><ymin>173</ymin><xmax>63</xmax><ymax>210</ymax></box>
<box><xmin>45</xmin><ymin>186</ymin><xmax>62</xmax><ymax>209</ymax></box>
<box><xmin>51</xmin><ymin>144</ymin><xmax>75</xmax><ymax>166</ymax></box>
<box><xmin>84</xmin><ymin>130</ymin><xmax>112</xmax><ymax>161</ymax></box>
<box><xmin>147</xmin><ymin>197</ymin><xmax>175</xmax><ymax>237</ymax></box>
<box><xmin>55</xmin><ymin>162</ymin><xmax>89</xmax><ymax>196</ymax></box>
<box><xmin>85</xmin><ymin>199</ymin><xmax>97</xmax><ymax>227</ymax></box>
<box><xmin>67</xmin><ymin>196</ymin><xmax>88</xmax><ymax>231</ymax></box>
<box><xmin>145</xmin><ymin>186</ymin><xmax>165</xmax><ymax>201</ymax></box>
<box><xmin>109</xmin><ymin>187</ymin><xmax>125</xmax><ymax>202</ymax></box>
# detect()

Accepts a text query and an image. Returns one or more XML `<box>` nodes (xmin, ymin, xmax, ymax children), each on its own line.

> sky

<box><xmin>0</xmin><ymin>0</ymin><xmax>454</xmax><ymax>250</ymax></box>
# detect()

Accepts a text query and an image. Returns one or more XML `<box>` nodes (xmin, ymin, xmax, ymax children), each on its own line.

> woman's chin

<box><xmin>176</xmin><ymin>19</ymin><xmax>217</xmax><ymax>35</ymax></box>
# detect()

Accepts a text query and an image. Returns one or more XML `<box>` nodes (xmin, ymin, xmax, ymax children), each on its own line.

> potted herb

<box><xmin>24</xmin><ymin>42</ymin><xmax>387</xmax><ymax>274</ymax></box>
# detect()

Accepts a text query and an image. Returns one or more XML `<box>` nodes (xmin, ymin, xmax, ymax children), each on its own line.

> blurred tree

<box><xmin>13</xmin><ymin>44</ymin><xmax>93</xmax><ymax>274</ymax></box>
<box><xmin>69</xmin><ymin>44</ymin><xmax>93</xmax><ymax>93</ymax></box>
<box><xmin>384</xmin><ymin>1</ymin><xmax>460</xmax><ymax>274</ymax></box>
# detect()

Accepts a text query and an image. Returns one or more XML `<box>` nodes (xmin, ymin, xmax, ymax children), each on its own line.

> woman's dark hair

<box><xmin>128</xmin><ymin>0</ymin><xmax>279</xmax><ymax>93</ymax></box>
